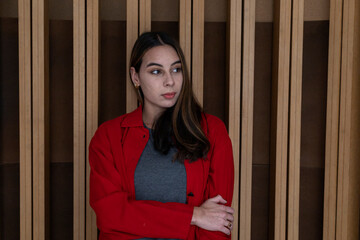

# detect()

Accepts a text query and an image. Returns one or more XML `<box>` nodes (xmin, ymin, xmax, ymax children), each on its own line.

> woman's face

<box><xmin>131</xmin><ymin>45</ymin><xmax>183</xmax><ymax>117</ymax></box>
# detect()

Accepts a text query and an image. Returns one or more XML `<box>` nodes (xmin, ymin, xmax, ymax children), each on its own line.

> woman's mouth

<box><xmin>162</xmin><ymin>92</ymin><xmax>176</xmax><ymax>99</ymax></box>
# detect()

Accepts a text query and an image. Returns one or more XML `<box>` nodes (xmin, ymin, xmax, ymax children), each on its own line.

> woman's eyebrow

<box><xmin>171</xmin><ymin>60</ymin><xmax>181</xmax><ymax>66</ymax></box>
<box><xmin>146</xmin><ymin>60</ymin><xmax>181</xmax><ymax>68</ymax></box>
<box><xmin>146</xmin><ymin>62</ymin><xmax>162</xmax><ymax>68</ymax></box>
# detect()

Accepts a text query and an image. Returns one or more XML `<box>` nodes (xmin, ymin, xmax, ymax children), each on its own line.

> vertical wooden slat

<box><xmin>336</xmin><ymin>0</ymin><xmax>360</xmax><ymax>238</ymax></box>
<box><xmin>139</xmin><ymin>0</ymin><xmax>151</xmax><ymax>34</ymax></box>
<box><xmin>179</xmin><ymin>0</ymin><xmax>192</xmax><ymax>74</ymax></box>
<box><xmin>19</xmin><ymin>0</ymin><xmax>32</xmax><ymax>239</ymax></box>
<box><xmin>86</xmin><ymin>0</ymin><xmax>99</xmax><ymax>238</ymax></box>
<box><xmin>126</xmin><ymin>0</ymin><xmax>139</xmax><ymax>112</ymax></box>
<box><xmin>287</xmin><ymin>0</ymin><xmax>304</xmax><ymax>239</ymax></box>
<box><xmin>192</xmin><ymin>0</ymin><xmax>204</xmax><ymax>104</ymax></box>
<box><xmin>271</xmin><ymin>0</ymin><xmax>291</xmax><ymax>239</ymax></box>
<box><xmin>32</xmin><ymin>0</ymin><xmax>49</xmax><ymax>239</ymax></box>
<box><xmin>240</xmin><ymin>0</ymin><xmax>255</xmax><ymax>239</ymax></box>
<box><xmin>228</xmin><ymin>0</ymin><xmax>242</xmax><ymax>239</ymax></box>
<box><xmin>74</xmin><ymin>0</ymin><xmax>86</xmax><ymax>239</ymax></box>
<box><xmin>323</xmin><ymin>0</ymin><xmax>343</xmax><ymax>239</ymax></box>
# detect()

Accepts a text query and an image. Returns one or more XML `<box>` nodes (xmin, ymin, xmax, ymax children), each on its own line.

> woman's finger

<box><xmin>209</xmin><ymin>194</ymin><xmax>227</xmax><ymax>204</ymax></box>
<box><xmin>224</xmin><ymin>206</ymin><xmax>235</xmax><ymax>214</ymax></box>
<box><xmin>220</xmin><ymin>226</ymin><xmax>231</xmax><ymax>235</ymax></box>
<box><xmin>225</xmin><ymin>213</ymin><xmax>234</xmax><ymax>222</ymax></box>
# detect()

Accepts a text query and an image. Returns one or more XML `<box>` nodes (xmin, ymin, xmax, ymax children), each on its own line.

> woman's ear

<box><xmin>130</xmin><ymin>67</ymin><xmax>140</xmax><ymax>87</ymax></box>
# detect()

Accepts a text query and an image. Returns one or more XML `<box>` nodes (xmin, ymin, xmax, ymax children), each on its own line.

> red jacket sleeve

<box><xmin>89</xmin><ymin>123</ymin><xmax>193</xmax><ymax>239</ymax></box>
<box><xmin>197</xmin><ymin>116</ymin><xmax>235</xmax><ymax>239</ymax></box>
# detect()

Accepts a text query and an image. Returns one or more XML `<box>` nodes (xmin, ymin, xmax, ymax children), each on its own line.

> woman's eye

<box><xmin>172</xmin><ymin>67</ymin><xmax>182</xmax><ymax>73</ymax></box>
<box><xmin>151</xmin><ymin>69</ymin><xmax>161</xmax><ymax>75</ymax></box>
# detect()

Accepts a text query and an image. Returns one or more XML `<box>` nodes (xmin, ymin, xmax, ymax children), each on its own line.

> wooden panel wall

<box><xmin>86</xmin><ymin>0</ymin><xmax>99</xmax><ymax>238</ymax></box>
<box><xmin>336</xmin><ymin>0</ymin><xmax>360</xmax><ymax>239</ymax></box>
<box><xmin>288</xmin><ymin>0</ymin><xmax>304</xmax><ymax>239</ymax></box>
<box><xmin>73</xmin><ymin>0</ymin><xmax>86</xmax><ymax>239</ymax></box>
<box><xmin>323</xmin><ymin>0</ymin><xmax>342</xmax><ymax>239</ymax></box>
<box><xmin>271</xmin><ymin>1</ymin><xmax>291</xmax><ymax>239</ymax></box>
<box><xmin>7</xmin><ymin>0</ymin><xmax>359</xmax><ymax>239</ymax></box>
<box><xmin>19</xmin><ymin>0</ymin><xmax>32</xmax><ymax>239</ymax></box>
<box><xmin>240</xmin><ymin>0</ymin><xmax>255</xmax><ymax>239</ymax></box>
<box><xmin>32</xmin><ymin>0</ymin><xmax>49</xmax><ymax>239</ymax></box>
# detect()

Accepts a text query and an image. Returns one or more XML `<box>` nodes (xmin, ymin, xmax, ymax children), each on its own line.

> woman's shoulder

<box><xmin>96</xmin><ymin>114</ymin><xmax>125</xmax><ymax>133</ymax></box>
<box><xmin>201</xmin><ymin>113</ymin><xmax>228</xmax><ymax>137</ymax></box>
<box><xmin>202</xmin><ymin>113</ymin><xmax>225</xmax><ymax>126</ymax></box>
<box><xmin>97</xmin><ymin>107</ymin><xmax>143</xmax><ymax>132</ymax></box>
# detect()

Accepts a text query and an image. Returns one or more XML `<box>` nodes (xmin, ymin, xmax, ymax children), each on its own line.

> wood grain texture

<box><xmin>179</xmin><ymin>0</ymin><xmax>192</xmax><ymax>75</ymax></box>
<box><xmin>126</xmin><ymin>0</ymin><xmax>138</xmax><ymax>112</ymax></box>
<box><xmin>227</xmin><ymin>0</ymin><xmax>242</xmax><ymax>239</ymax></box>
<box><xmin>271</xmin><ymin>0</ymin><xmax>291</xmax><ymax>239</ymax></box>
<box><xmin>86</xmin><ymin>0</ymin><xmax>99</xmax><ymax>238</ymax></box>
<box><xmin>74</xmin><ymin>0</ymin><xmax>86</xmax><ymax>239</ymax></box>
<box><xmin>287</xmin><ymin>0</ymin><xmax>304</xmax><ymax>239</ymax></box>
<box><xmin>240</xmin><ymin>0</ymin><xmax>255</xmax><ymax>239</ymax></box>
<box><xmin>323</xmin><ymin>0</ymin><xmax>342</xmax><ymax>239</ymax></box>
<box><xmin>32</xmin><ymin>0</ymin><xmax>49</xmax><ymax>239</ymax></box>
<box><xmin>139</xmin><ymin>0</ymin><xmax>151</xmax><ymax>34</ymax></box>
<box><xmin>336</xmin><ymin>0</ymin><xmax>360</xmax><ymax>238</ymax></box>
<box><xmin>192</xmin><ymin>0</ymin><xmax>204</xmax><ymax>104</ymax></box>
<box><xmin>19</xmin><ymin>0</ymin><xmax>32</xmax><ymax>239</ymax></box>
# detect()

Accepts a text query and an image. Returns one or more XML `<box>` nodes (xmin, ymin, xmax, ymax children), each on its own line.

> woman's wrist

<box><xmin>191</xmin><ymin>207</ymin><xmax>199</xmax><ymax>225</ymax></box>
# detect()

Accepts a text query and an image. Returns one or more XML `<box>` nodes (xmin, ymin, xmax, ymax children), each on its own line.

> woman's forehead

<box><xmin>141</xmin><ymin>45</ymin><xmax>180</xmax><ymax>66</ymax></box>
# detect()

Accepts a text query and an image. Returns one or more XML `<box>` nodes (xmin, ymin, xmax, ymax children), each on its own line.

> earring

<box><xmin>134</xmin><ymin>83</ymin><xmax>139</xmax><ymax>89</ymax></box>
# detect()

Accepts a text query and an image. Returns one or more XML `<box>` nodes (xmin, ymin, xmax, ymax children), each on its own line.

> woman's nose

<box><xmin>164</xmin><ymin>72</ymin><xmax>175</xmax><ymax>87</ymax></box>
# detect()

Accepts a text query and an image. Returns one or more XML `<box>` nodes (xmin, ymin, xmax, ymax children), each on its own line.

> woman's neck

<box><xmin>142</xmin><ymin>106</ymin><xmax>165</xmax><ymax>129</ymax></box>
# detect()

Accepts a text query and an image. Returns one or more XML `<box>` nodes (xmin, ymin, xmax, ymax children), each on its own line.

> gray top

<box><xmin>134</xmin><ymin>127</ymin><xmax>187</xmax><ymax>240</ymax></box>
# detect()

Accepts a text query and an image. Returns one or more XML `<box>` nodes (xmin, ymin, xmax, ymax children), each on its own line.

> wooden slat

<box><xmin>228</xmin><ymin>0</ymin><xmax>242</xmax><ymax>239</ymax></box>
<box><xmin>323</xmin><ymin>0</ymin><xmax>343</xmax><ymax>239</ymax></box>
<box><xmin>139</xmin><ymin>0</ymin><xmax>151</xmax><ymax>34</ymax></box>
<box><xmin>240</xmin><ymin>0</ymin><xmax>255</xmax><ymax>239</ymax></box>
<box><xmin>287</xmin><ymin>0</ymin><xmax>304</xmax><ymax>239</ymax></box>
<box><xmin>86</xmin><ymin>0</ymin><xmax>99</xmax><ymax>238</ymax></box>
<box><xmin>126</xmin><ymin>0</ymin><xmax>139</xmax><ymax>112</ymax></box>
<box><xmin>336</xmin><ymin>0</ymin><xmax>360</xmax><ymax>238</ymax></box>
<box><xmin>179</xmin><ymin>0</ymin><xmax>192</xmax><ymax>75</ymax></box>
<box><xmin>192</xmin><ymin>0</ymin><xmax>204</xmax><ymax>104</ymax></box>
<box><xmin>74</xmin><ymin>0</ymin><xmax>86</xmax><ymax>239</ymax></box>
<box><xmin>19</xmin><ymin>0</ymin><xmax>32</xmax><ymax>239</ymax></box>
<box><xmin>271</xmin><ymin>0</ymin><xmax>291</xmax><ymax>239</ymax></box>
<box><xmin>32</xmin><ymin>0</ymin><xmax>49</xmax><ymax>239</ymax></box>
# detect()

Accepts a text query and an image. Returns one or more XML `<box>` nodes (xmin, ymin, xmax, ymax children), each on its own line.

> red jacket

<box><xmin>89</xmin><ymin>106</ymin><xmax>234</xmax><ymax>239</ymax></box>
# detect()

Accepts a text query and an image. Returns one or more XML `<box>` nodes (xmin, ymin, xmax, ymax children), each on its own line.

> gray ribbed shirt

<box><xmin>134</xmin><ymin>127</ymin><xmax>187</xmax><ymax>240</ymax></box>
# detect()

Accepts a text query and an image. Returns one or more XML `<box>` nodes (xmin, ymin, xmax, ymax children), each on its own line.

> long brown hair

<box><xmin>130</xmin><ymin>32</ymin><xmax>209</xmax><ymax>162</ymax></box>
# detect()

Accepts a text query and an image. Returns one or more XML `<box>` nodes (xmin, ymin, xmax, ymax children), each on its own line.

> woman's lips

<box><xmin>162</xmin><ymin>92</ymin><xmax>176</xmax><ymax>99</ymax></box>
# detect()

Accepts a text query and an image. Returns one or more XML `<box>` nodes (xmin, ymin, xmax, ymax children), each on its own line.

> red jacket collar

<box><xmin>120</xmin><ymin>105</ymin><xmax>209</xmax><ymax>136</ymax></box>
<box><xmin>120</xmin><ymin>106</ymin><xmax>144</xmax><ymax>127</ymax></box>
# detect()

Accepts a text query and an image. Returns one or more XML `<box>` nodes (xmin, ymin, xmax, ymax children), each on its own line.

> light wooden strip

<box><xmin>74</xmin><ymin>0</ymin><xmax>86</xmax><ymax>239</ymax></box>
<box><xmin>228</xmin><ymin>0</ymin><xmax>242</xmax><ymax>239</ymax></box>
<box><xmin>179</xmin><ymin>0</ymin><xmax>192</xmax><ymax>75</ymax></box>
<box><xmin>126</xmin><ymin>0</ymin><xmax>139</xmax><ymax>112</ymax></box>
<box><xmin>32</xmin><ymin>0</ymin><xmax>49</xmax><ymax>239</ymax></box>
<box><xmin>240</xmin><ymin>0</ymin><xmax>255</xmax><ymax>239</ymax></box>
<box><xmin>323</xmin><ymin>0</ymin><xmax>342</xmax><ymax>239</ymax></box>
<box><xmin>86</xmin><ymin>0</ymin><xmax>99</xmax><ymax>239</ymax></box>
<box><xmin>336</xmin><ymin>0</ymin><xmax>360</xmax><ymax>238</ymax></box>
<box><xmin>192</xmin><ymin>0</ymin><xmax>204</xmax><ymax>105</ymax></box>
<box><xmin>19</xmin><ymin>0</ymin><xmax>32</xmax><ymax>239</ymax></box>
<box><xmin>287</xmin><ymin>0</ymin><xmax>304</xmax><ymax>239</ymax></box>
<box><xmin>139</xmin><ymin>0</ymin><xmax>151</xmax><ymax>34</ymax></box>
<box><xmin>271</xmin><ymin>0</ymin><xmax>291</xmax><ymax>239</ymax></box>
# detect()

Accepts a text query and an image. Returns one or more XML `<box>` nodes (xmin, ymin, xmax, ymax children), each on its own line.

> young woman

<box><xmin>89</xmin><ymin>32</ymin><xmax>234</xmax><ymax>239</ymax></box>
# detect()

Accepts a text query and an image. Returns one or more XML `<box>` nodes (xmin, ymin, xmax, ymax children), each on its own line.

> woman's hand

<box><xmin>191</xmin><ymin>195</ymin><xmax>235</xmax><ymax>235</ymax></box>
